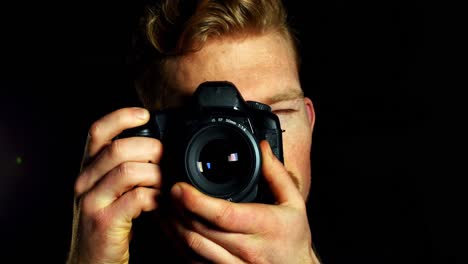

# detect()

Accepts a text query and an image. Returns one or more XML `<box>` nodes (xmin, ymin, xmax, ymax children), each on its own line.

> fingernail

<box><xmin>135</xmin><ymin>108</ymin><xmax>148</xmax><ymax>120</ymax></box>
<box><xmin>171</xmin><ymin>184</ymin><xmax>182</xmax><ymax>199</ymax></box>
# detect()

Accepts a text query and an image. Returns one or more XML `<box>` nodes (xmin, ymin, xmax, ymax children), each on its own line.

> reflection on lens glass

<box><xmin>198</xmin><ymin>138</ymin><xmax>251</xmax><ymax>184</ymax></box>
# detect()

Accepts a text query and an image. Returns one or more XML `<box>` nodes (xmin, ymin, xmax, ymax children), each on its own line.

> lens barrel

<box><xmin>185</xmin><ymin>123</ymin><xmax>261</xmax><ymax>202</ymax></box>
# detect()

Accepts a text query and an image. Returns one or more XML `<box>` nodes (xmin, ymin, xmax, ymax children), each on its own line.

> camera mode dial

<box><xmin>247</xmin><ymin>101</ymin><xmax>271</xmax><ymax>112</ymax></box>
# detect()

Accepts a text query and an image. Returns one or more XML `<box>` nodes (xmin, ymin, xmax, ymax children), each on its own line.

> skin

<box><xmin>68</xmin><ymin>31</ymin><xmax>318</xmax><ymax>264</ymax></box>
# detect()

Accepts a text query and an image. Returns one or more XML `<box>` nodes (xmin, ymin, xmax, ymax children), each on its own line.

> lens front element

<box><xmin>185</xmin><ymin>123</ymin><xmax>261</xmax><ymax>201</ymax></box>
<box><xmin>197</xmin><ymin>138</ymin><xmax>251</xmax><ymax>184</ymax></box>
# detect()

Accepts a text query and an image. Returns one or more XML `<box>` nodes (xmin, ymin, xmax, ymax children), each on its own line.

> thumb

<box><xmin>260</xmin><ymin>140</ymin><xmax>303</xmax><ymax>207</ymax></box>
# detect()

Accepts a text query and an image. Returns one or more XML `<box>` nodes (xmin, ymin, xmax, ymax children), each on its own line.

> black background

<box><xmin>0</xmin><ymin>1</ymin><xmax>462</xmax><ymax>263</ymax></box>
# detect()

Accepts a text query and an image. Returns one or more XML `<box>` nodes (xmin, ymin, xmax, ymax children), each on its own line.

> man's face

<box><xmin>165</xmin><ymin>32</ymin><xmax>315</xmax><ymax>200</ymax></box>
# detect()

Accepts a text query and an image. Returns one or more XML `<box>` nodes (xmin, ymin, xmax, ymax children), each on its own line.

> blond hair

<box><xmin>134</xmin><ymin>0</ymin><xmax>299</xmax><ymax>109</ymax></box>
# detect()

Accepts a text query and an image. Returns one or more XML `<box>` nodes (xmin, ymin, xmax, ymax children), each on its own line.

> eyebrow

<box><xmin>265</xmin><ymin>89</ymin><xmax>304</xmax><ymax>105</ymax></box>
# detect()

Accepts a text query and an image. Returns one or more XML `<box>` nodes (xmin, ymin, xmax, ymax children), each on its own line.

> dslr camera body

<box><xmin>119</xmin><ymin>81</ymin><xmax>283</xmax><ymax>203</ymax></box>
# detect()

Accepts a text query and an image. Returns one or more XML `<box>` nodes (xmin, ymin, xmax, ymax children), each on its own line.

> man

<box><xmin>67</xmin><ymin>0</ymin><xmax>320</xmax><ymax>263</ymax></box>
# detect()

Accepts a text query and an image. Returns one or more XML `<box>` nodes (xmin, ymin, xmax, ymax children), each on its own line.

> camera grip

<box><xmin>264</xmin><ymin>129</ymin><xmax>284</xmax><ymax>163</ymax></box>
<box><xmin>116</xmin><ymin>112</ymin><xmax>166</xmax><ymax>140</ymax></box>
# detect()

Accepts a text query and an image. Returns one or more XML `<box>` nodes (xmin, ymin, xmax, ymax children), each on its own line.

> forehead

<box><xmin>165</xmin><ymin>32</ymin><xmax>302</xmax><ymax>105</ymax></box>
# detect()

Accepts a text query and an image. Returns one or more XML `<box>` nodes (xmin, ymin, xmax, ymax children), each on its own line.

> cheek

<box><xmin>280</xmin><ymin>114</ymin><xmax>312</xmax><ymax>167</ymax></box>
<box><xmin>283</xmin><ymin>135</ymin><xmax>311</xmax><ymax>174</ymax></box>
<box><xmin>280</xmin><ymin>119</ymin><xmax>312</xmax><ymax>197</ymax></box>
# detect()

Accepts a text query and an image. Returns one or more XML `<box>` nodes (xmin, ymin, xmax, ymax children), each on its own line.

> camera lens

<box><xmin>185</xmin><ymin>124</ymin><xmax>261</xmax><ymax>201</ymax></box>
<box><xmin>198</xmin><ymin>138</ymin><xmax>251</xmax><ymax>184</ymax></box>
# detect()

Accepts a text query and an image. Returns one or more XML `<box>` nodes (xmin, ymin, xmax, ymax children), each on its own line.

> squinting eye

<box><xmin>273</xmin><ymin>109</ymin><xmax>298</xmax><ymax>115</ymax></box>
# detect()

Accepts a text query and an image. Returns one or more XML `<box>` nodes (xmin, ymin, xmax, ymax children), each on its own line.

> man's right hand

<box><xmin>67</xmin><ymin>107</ymin><xmax>163</xmax><ymax>264</ymax></box>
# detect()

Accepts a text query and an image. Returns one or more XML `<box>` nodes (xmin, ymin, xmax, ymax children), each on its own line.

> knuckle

<box><xmin>74</xmin><ymin>179</ymin><xmax>84</xmax><ymax>197</ymax></box>
<box><xmin>109</xmin><ymin>140</ymin><xmax>125</xmax><ymax>160</ymax></box>
<box><xmin>241</xmin><ymin>248</ymin><xmax>263</xmax><ymax>263</ymax></box>
<box><xmin>118</xmin><ymin>162</ymin><xmax>134</xmax><ymax>181</ymax></box>
<box><xmin>78</xmin><ymin>197</ymin><xmax>113</xmax><ymax>233</ymax></box>
<box><xmin>88</xmin><ymin>122</ymin><xmax>101</xmax><ymax>140</ymax></box>
<box><xmin>215</xmin><ymin>204</ymin><xmax>235</xmax><ymax>226</ymax></box>
<box><xmin>186</xmin><ymin>232</ymin><xmax>203</xmax><ymax>252</ymax></box>
<box><xmin>80</xmin><ymin>193</ymin><xmax>96</xmax><ymax>215</ymax></box>
<box><xmin>73</xmin><ymin>176</ymin><xmax>83</xmax><ymax>196</ymax></box>
<box><xmin>132</xmin><ymin>188</ymin><xmax>147</xmax><ymax>204</ymax></box>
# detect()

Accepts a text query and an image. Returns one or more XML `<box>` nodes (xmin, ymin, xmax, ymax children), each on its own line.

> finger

<box><xmin>171</xmin><ymin>183</ymin><xmax>270</xmax><ymax>233</ymax></box>
<box><xmin>173</xmin><ymin>221</ymin><xmax>243</xmax><ymax>264</ymax></box>
<box><xmin>75</xmin><ymin>137</ymin><xmax>162</xmax><ymax>196</ymax></box>
<box><xmin>108</xmin><ymin>186</ymin><xmax>159</xmax><ymax>223</ymax></box>
<box><xmin>84</xmin><ymin>162</ymin><xmax>161</xmax><ymax>211</ymax></box>
<box><xmin>260</xmin><ymin>140</ymin><xmax>304</xmax><ymax>207</ymax></box>
<box><xmin>187</xmin><ymin>219</ymin><xmax>250</xmax><ymax>260</ymax></box>
<box><xmin>86</xmin><ymin>107</ymin><xmax>149</xmax><ymax>159</ymax></box>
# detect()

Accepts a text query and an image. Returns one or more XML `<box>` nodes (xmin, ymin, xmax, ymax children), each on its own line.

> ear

<box><xmin>304</xmin><ymin>97</ymin><xmax>315</xmax><ymax>131</ymax></box>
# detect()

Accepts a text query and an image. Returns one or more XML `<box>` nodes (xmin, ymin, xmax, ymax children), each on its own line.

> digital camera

<box><xmin>118</xmin><ymin>81</ymin><xmax>283</xmax><ymax>203</ymax></box>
